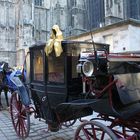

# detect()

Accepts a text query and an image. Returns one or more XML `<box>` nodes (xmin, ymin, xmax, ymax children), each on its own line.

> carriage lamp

<box><xmin>82</xmin><ymin>60</ymin><xmax>94</xmax><ymax>77</ymax></box>
<box><xmin>77</xmin><ymin>60</ymin><xmax>94</xmax><ymax>77</ymax></box>
<box><xmin>77</xmin><ymin>60</ymin><xmax>94</xmax><ymax>94</ymax></box>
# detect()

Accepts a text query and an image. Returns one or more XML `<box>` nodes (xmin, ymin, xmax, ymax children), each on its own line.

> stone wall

<box><xmin>1</xmin><ymin>0</ymin><xmax>140</xmax><ymax>67</ymax></box>
<box><xmin>0</xmin><ymin>1</ymin><xmax>16</xmax><ymax>67</ymax></box>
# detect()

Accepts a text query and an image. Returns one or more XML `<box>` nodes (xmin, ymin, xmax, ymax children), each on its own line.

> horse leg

<box><xmin>0</xmin><ymin>90</ymin><xmax>3</xmax><ymax>110</ymax></box>
<box><xmin>0</xmin><ymin>91</ymin><xmax>2</xmax><ymax>106</ymax></box>
<box><xmin>4</xmin><ymin>91</ymin><xmax>9</xmax><ymax>107</ymax></box>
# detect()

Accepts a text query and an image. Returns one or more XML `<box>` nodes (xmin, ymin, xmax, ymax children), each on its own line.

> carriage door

<box><xmin>30</xmin><ymin>48</ymin><xmax>46</xmax><ymax>118</ymax></box>
<box><xmin>46</xmin><ymin>51</ymin><xmax>67</xmax><ymax>108</ymax></box>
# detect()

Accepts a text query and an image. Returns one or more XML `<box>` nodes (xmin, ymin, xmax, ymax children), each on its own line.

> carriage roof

<box><xmin>29</xmin><ymin>40</ymin><xmax>109</xmax><ymax>50</ymax></box>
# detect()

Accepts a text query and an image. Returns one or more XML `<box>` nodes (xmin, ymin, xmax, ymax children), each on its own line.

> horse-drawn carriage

<box><xmin>9</xmin><ymin>40</ymin><xmax>140</xmax><ymax>139</ymax></box>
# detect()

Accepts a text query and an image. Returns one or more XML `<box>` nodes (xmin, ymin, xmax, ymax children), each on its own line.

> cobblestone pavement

<box><xmin>0</xmin><ymin>92</ymin><xmax>122</xmax><ymax>140</ymax></box>
<box><xmin>0</xmin><ymin>92</ymin><xmax>96</xmax><ymax>140</ymax></box>
<box><xmin>0</xmin><ymin>109</ymin><xmax>77</xmax><ymax>140</ymax></box>
<box><xmin>0</xmin><ymin>92</ymin><xmax>98</xmax><ymax>140</ymax></box>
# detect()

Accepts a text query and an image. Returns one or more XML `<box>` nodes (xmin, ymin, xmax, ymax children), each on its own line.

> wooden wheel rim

<box><xmin>74</xmin><ymin>121</ymin><xmax>117</xmax><ymax>140</ymax></box>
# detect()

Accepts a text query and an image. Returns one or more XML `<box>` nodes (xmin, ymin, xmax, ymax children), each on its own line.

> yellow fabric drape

<box><xmin>44</xmin><ymin>25</ymin><xmax>63</xmax><ymax>57</ymax></box>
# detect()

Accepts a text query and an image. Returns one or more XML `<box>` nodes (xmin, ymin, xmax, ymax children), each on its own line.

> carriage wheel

<box><xmin>74</xmin><ymin>121</ymin><xmax>118</xmax><ymax>140</ymax></box>
<box><xmin>62</xmin><ymin>119</ymin><xmax>77</xmax><ymax>127</ymax></box>
<box><xmin>10</xmin><ymin>91</ymin><xmax>30</xmax><ymax>138</ymax></box>
<box><xmin>111</xmin><ymin>125</ymin><xmax>139</xmax><ymax>140</ymax></box>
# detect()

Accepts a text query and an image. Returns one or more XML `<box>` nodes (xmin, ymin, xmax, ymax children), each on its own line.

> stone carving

<box><xmin>106</xmin><ymin>0</ymin><xmax>113</xmax><ymax>15</ymax></box>
<box><xmin>106</xmin><ymin>0</ymin><xmax>122</xmax><ymax>17</ymax></box>
<box><xmin>115</xmin><ymin>0</ymin><xmax>121</xmax><ymax>13</ymax></box>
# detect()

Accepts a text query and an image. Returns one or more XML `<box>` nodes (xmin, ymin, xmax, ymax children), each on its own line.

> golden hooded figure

<box><xmin>44</xmin><ymin>25</ymin><xmax>63</xmax><ymax>57</ymax></box>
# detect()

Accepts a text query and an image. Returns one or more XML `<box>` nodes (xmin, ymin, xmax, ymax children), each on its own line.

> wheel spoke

<box><xmin>15</xmin><ymin>119</ymin><xmax>19</xmax><ymax>130</ymax></box>
<box><xmin>100</xmin><ymin>131</ymin><xmax>105</xmax><ymax>140</ymax></box>
<box><xmin>19</xmin><ymin>118</ymin><xmax>21</xmax><ymax>136</ymax></box>
<box><xmin>77</xmin><ymin>136</ymin><xmax>84</xmax><ymax>140</ymax></box>
<box><xmin>85</xmin><ymin>127</ymin><xmax>96</xmax><ymax>139</ymax></box>
<box><xmin>82</xmin><ymin>127</ymin><xmax>90</xmax><ymax>140</ymax></box>
<box><xmin>20</xmin><ymin>118</ymin><xmax>26</xmax><ymax>137</ymax></box>
<box><xmin>21</xmin><ymin>115</ymin><xmax>27</xmax><ymax>134</ymax></box>
<box><xmin>20</xmin><ymin>115</ymin><xmax>27</xmax><ymax>119</ymax></box>
<box><xmin>12</xmin><ymin>112</ymin><xmax>18</xmax><ymax>120</ymax></box>
<box><xmin>11</xmin><ymin>104</ymin><xmax>18</xmax><ymax>114</ymax></box>
<box><xmin>91</xmin><ymin>125</ymin><xmax>97</xmax><ymax>140</ymax></box>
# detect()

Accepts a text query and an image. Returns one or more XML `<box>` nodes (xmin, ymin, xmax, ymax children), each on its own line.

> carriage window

<box><xmin>33</xmin><ymin>50</ymin><xmax>43</xmax><ymax>81</ymax></box>
<box><xmin>48</xmin><ymin>52</ymin><xmax>64</xmax><ymax>83</ymax></box>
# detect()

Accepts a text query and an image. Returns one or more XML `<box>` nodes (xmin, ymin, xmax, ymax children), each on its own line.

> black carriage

<box><xmin>10</xmin><ymin>39</ymin><xmax>140</xmax><ymax>139</ymax></box>
<box><xmin>10</xmin><ymin>41</ymin><xmax>110</xmax><ymax>138</ymax></box>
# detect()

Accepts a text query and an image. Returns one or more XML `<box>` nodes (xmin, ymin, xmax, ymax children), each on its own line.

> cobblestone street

<box><xmin>0</xmin><ymin>110</ymin><xmax>81</xmax><ymax>140</ymax></box>
<box><xmin>0</xmin><ymin>92</ymin><xmax>136</xmax><ymax>140</ymax></box>
<box><xmin>0</xmin><ymin>89</ymin><xmax>130</xmax><ymax>140</ymax></box>
<box><xmin>0</xmin><ymin>93</ymin><xmax>93</xmax><ymax>140</ymax></box>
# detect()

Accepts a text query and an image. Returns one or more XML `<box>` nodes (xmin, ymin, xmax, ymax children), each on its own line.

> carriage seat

<box><xmin>112</xmin><ymin>74</ymin><xmax>140</xmax><ymax>119</ymax></box>
<box><xmin>115</xmin><ymin>82</ymin><xmax>140</xmax><ymax>105</ymax></box>
<box><xmin>89</xmin><ymin>97</ymin><xmax>140</xmax><ymax>120</ymax></box>
<box><xmin>91</xmin><ymin>74</ymin><xmax>140</xmax><ymax>120</ymax></box>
